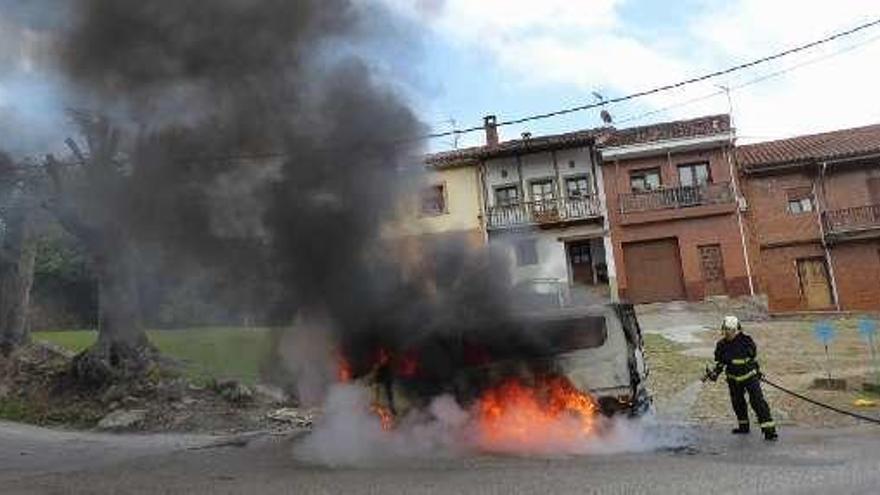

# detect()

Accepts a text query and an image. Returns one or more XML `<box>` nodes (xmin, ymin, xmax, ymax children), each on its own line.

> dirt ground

<box><xmin>638</xmin><ymin>299</ymin><xmax>880</xmax><ymax>428</ymax></box>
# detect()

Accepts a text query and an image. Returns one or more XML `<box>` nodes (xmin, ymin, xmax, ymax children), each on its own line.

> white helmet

<box><xmin>721</xmin><ymin>315</ymin><xmax>740</xmax><ymax>331</ymax></box>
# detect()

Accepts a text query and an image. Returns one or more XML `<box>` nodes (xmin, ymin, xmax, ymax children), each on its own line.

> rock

<box><xmin>156</xmin><ymin>379</ymin><xmax>186</xmax><ymax>402</ymax></box>
<box><xmin>214</xmin><ymin>380</ymin><xmax>253</xmax><ymax>404</ymax></box>
<box><xmin>253</xmin><ymin>384</ymin><xmax>289</xmax><ymax>404</ymax></box>
<box><xmin>97</xmin><ymin>409</ymin><xmax>148</xmax><ymax>431</ymax></box>
<box><xmin>101</xmin><ymin>384</ymin><xmax>129</xmax><ymax>404</ymax></box>
<box><xmin>267</xmin><ymin>408</ymin><xmax>316</xmax><ymax>428</ymax></box>
<box><xmin>36</xmin><ymin>341</ymin><xmax>76</xmax><ymax>360</ymax></box>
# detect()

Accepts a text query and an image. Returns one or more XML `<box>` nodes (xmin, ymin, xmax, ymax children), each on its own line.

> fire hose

<box><xmin>759</xmin><ymin>375</ymin><xmax>880</xmax><ymax>425</ymax></box>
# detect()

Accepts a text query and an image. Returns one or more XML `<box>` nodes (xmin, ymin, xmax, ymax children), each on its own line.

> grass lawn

<box><xmin>642</xmin><ymin>334</ymin><xmax>706</xmax><ymax>400</ymax></box>
<box><xmin>34</xmin><ymin>327</ymin><xmax>272</xmax><ymax>384</ymax></box>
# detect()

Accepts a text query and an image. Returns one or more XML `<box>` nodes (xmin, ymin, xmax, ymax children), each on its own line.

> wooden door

<box><xmin>797</xmin><ymin>258</ymin><xmax>834</xmax><ymax>309</ymax></box>
<box><xmin>699</xmin><ymin>244</ymin><xmax>727</xmax><ymax>297</ymax></box>
<box><xmin>569</xmin><ymin>242</ymin><xmax>595</xmax><ymax>285</ymax></box>
<box><xmin>623</xmin><ymin>238</ymin><xmax>686</xmax><ymax>303</ymax></box>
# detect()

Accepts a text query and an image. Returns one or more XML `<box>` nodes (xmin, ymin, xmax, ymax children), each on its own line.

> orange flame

<box><xmin>336</xmin><ymin>352</ymin><xmax>353</xmax><ymax>383</ymax></box>
<box><xmin>476</xmin><ymin>375</ymin><xmax>599</xmax><ymax>452</ymax></box>
<box><xmin>371</xmin><ymin>403</ymin><xmax>395</xmax><ymax>431</ymax></box>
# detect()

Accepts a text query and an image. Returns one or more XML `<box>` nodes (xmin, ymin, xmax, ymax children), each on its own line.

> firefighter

<box><xmin>703</xmin><ymin>315</ymin><xmax>778</xmax><ymax>441</ymax></box>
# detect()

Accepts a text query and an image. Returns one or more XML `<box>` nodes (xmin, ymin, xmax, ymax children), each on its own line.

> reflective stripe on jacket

<box><xmin>713</xmin><ymin>332</ymin><xmax>759</xmax><ymax>381</ymax></box>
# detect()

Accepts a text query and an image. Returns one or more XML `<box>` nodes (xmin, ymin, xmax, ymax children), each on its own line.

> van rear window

<box><xmin>538</xmin><ymin>316</ymin><xmax>608</xmax><ymax>353</ymax></box>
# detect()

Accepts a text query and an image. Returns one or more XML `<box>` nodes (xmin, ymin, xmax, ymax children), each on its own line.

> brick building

<box><xmin>600</xmin><ymin>114</ymin><xmax>755</xmax><ymax>303</ymax></box>
<box><xmin>738</xmin><ymin>124</ymin><xmax>880</xmax><ymax>312</ymax></box>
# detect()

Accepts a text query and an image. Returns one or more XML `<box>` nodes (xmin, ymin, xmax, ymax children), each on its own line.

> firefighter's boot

<box><xmin>731</xmin><ymin>420</ymin><xmax>750</xmax><ymax>434</ymax></box>
<box><xmin>762</xmin><ymin>426</ymin><xmax>778</xmax><ymax>441</ymax></box>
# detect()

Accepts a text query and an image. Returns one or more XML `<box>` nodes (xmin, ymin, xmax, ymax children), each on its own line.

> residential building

<box><xmin>738</xmin><ymin>124</ymin><xmax>880</xmax><ymax>312</ymax></box>
<box><xmin>388</xmin><ymin>160</ymin><xmax>485</xmax><ymax>245</ymax></box>
<box><xmin>427</xmin><ymin>116</ymin><xmax>615</xmax><ymax>301</ymax></box>
<box><xmin>600</xmin><ymin>114</ymin><xmax>755</xmax><ymax>304</ymax></box>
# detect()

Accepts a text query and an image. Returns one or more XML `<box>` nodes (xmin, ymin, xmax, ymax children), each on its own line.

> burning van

<box><xmin>335</xmin><ymin>302</ymin><xmax>650</xmax><ymax>431</ymax></box>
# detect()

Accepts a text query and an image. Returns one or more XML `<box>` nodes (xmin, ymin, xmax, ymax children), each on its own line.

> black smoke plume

<box><xmin>5</xmin><ymin>0</ymin><xmax>582</xmax><ymax>402</ymax></box>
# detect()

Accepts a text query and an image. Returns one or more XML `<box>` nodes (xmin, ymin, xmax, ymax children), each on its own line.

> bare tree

<box><xmin>0</xmin><ymin>152</ymin><xmax>37</xmax><ymax>355</ymax></box>
<box><xmin>46</xmin><ymin>113</ymin><xmax>152</xmax><ymax>383</ymax></box>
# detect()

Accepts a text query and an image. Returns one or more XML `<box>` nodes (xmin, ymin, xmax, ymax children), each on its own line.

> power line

<box><xmin>424</xmin><ymin>16</ymin><xmax>880</xmax><ymax>141</ymax></box>
<box><xmin>614</xmin><ymin>30</ymin><xmax>880</xmax><ymax>126</ymax></box>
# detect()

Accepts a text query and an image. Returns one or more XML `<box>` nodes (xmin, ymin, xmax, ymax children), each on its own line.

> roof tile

<box><xmin>425</xmin><ymin>114</ymin><xmax>732</xmax><ymax>167</ymax></box>
<box><xmin>602</xmin><ymin>114</ymin><xmax>731</xmax><ymax>147</ymax></box>
<box><xmin>737</xmin><ymin>123</ymin><xmax>880</xmax><ymax>170</ymax></box>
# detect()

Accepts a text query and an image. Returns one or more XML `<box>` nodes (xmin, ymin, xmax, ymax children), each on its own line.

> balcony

<box><xmin>620</xmin><ymin>182</ymin><xmax>735</xmax><ymax>214</ymax></box>
<box><xmin>486</xmin><ymin>196</ymin><xmax>602</xmax><ymax>230</ymax></box>
<box><xmin>823</xmin><ymin>204</ymin><xmax>880</xmax><ymax>243</ymax></box>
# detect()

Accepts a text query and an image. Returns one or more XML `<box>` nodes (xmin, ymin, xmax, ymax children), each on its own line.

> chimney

<box><xmin>484</xmin><ymin>115</ymin><xmax>499</xmax><ymax>147</ymax></box>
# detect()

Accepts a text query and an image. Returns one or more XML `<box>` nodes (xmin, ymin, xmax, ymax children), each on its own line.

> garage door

<box><xmin>623</xmin><ymin>238</ymin><xmax>686</xmax><ymax>303</ymax></box>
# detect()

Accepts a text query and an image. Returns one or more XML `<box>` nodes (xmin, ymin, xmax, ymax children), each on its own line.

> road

<box><xmin>2</xmin><ymin>421</ymin><xmax>880</xmax><ymax>494</ymax></box>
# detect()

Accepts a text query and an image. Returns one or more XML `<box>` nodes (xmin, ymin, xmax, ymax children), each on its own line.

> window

<box><xmin>787</xmin><ymin>197</ymin><xmax>814</xmax><ymax>214</ymax></box>
<box><xmin>630</xmin><ymin>168</ymin><xmax>661</xmax><ymax>192</ymax></box>
<box><xmin>868</xmin><ymin>177</ymin><xmax>880</xmax><ymax>204</ymax></box>
<box><xmin>515</xmin><ymin>238</ymin><xmax>539</xmax><ymax>266</ymax></box>
<box><xmin>678</xmin><ymin>162</ymin><xmax>711</xmax><ymax>187</ymax></box>
<box><xmin>495</xmin><ymin>185</ymin><xmax>520</xmax><ymax>207</ymax></box>
<box><xmin>420</xmin><ymin>184</ymin><xmax>446</xmax><ymax>216</ymax></box>
<box><xmin>565</xmin><ymin>175</ymin><xmax>592</xmax><ymax>199</ymax></box>
<box><xmin>786</xmin><ymin>187</ymin><xmax>814</xmax><ymax>214</ymax></box>
<box><xmin>569</xmin><ymin>243</ymin><xmax>592</xmax><ymax>265</ymax></box>
<box><xmin>530</xmin><ymin>179</ymin><xmax>556</xmax><ymax>203</ymax></box>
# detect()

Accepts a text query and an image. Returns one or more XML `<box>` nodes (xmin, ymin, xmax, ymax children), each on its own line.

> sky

<box><xmin>385</xmin><ymin>0</ymin><xmax>880</xmax><ymax>152</ymax></box>
<box><xmin>2</xmin><ymin>1</ymin><xmax>880</xmax><ymax>156</ymax></box>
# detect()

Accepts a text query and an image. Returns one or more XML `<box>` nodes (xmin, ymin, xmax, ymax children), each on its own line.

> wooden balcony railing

<box><xmin>823</xmin><ymin>204</ymin><xmax>880</xmax><ymax>235</ymax></box>
<box><xmin>619</xmin><ymin>182</ymin><xmax>734</xmax><ymax>214</ymax></box>
<box><xmin>486</xmin><ymin>196</ymin><xmax>602</xmax><ymax>229</ymax></box>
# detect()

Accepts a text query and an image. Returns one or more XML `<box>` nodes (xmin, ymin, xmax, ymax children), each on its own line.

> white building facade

<box><xmin>474</xmin><ymin>120</ymin><xmax>617</xmax><ymax>302</ymax></box>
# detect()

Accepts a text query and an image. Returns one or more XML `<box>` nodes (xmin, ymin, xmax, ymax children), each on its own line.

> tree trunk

<box><xmin>72</xmin><ymin>237</ymin><xmax>153</xmax><ymax>385</ymax></box>
<box><xmin>94</xmin><ymin>243</ymin><xmax>147</xmax><ymax>349</ymax></box>
<box><xmin>0</xmin><ymin>210</ymin><xmax>36</xmax><ymax>356</ymax></box>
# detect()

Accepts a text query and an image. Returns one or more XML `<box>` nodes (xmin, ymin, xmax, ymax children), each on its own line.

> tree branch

<box><xmin>43</xmin><ymin>154</ymin><xmax>99</xmax><ymax>244</ymax></box>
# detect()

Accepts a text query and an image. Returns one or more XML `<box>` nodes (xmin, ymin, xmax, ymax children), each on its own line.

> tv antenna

<box><xmin>592</xmin><ymin>92</ymin><xmax>613</xmax><ymax>125</ymax></box>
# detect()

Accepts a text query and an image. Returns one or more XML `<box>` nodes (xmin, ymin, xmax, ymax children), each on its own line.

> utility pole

<box><xmin>438</xmin><ymin>118</ymin><xmax>460</xmax><ymax>149</ymax></box>
<box><xmin>717</xmin><ymin>84</ymin><xmax>756</xmax><ymax>297</ymax></box>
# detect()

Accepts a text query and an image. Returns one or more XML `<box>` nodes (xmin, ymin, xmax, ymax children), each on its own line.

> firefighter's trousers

<box><xmin>727</xmin><ymin>376</ymin><xmax>775</xmax><ymax>433</ymax></box>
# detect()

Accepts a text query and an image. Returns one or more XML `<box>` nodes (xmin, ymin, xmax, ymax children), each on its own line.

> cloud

<box><xmin>390</xmin><ymin>0</ymin><xmax>620</xmax><ymax>36</ymax></box>
<box><xmin>390</xmin><ymin>0</ymin><xmax>685</xmax><ymax>94</ymax></box>
<box><xmin>690</xmin><ymin>0</ymin><xmax>880</xmax><ymax>140</ymax></box>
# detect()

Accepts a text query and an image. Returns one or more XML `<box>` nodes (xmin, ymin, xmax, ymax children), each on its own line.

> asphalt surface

<box><xmin>3</xmin><ymin>421</ymin><xmax>880</xmax><ymax>494</ymax></box>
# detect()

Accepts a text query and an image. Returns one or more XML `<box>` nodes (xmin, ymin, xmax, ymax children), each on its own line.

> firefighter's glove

<box><xmin>701</xmin><ymin>366</ymin><xmax>719</xmax><ymax>383</ymax></box>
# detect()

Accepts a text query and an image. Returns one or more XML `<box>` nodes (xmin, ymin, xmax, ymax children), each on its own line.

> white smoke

<box><xmin>294</xmin><ymin>384</ymin><xmax>694</xmax><ymax>467</ymax></box>
<box><xmin>293</xmin><ymin>384</ymin><xmax>469</xmax><ymax>467</ymax></box>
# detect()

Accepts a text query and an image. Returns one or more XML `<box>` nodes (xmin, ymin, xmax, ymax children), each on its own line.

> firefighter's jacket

<box><xmin>712</xmin><ymin>332</ymin><xmax>760</xmax><ymax>382</ymax></box>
